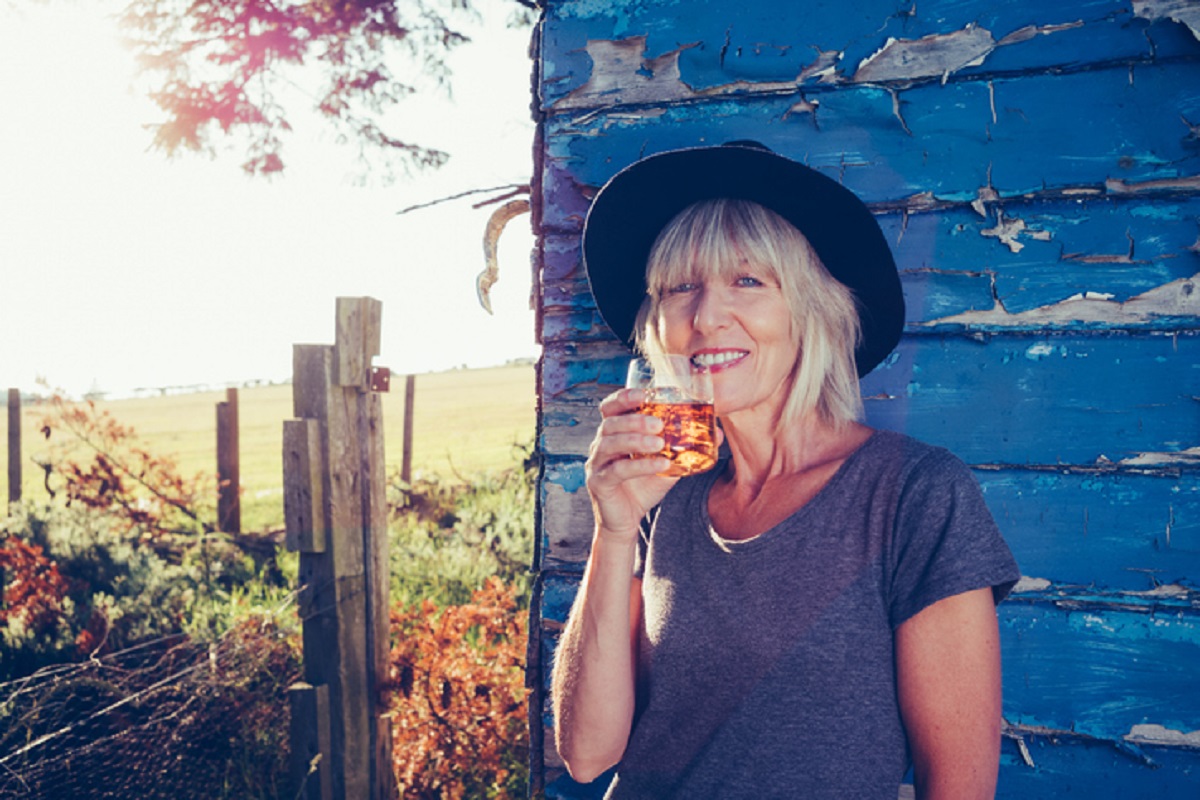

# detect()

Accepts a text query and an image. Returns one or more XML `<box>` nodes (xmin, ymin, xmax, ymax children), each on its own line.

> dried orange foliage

<box><xmin>39</xmin><ymin>395</ymin><xmax>210</xmax><ymax>538</ymax></box>
<box><xmin>0</xmin><ymin>538</ymin><xmax>68</xmax><ymax>635</ymax></box>
<box><xmin>386</xmin><ymin>576</ymin><xmax>530</xmax><ymax>798</ymax></box>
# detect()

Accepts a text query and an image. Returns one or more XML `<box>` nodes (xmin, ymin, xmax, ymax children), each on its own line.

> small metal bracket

<box><xmin>369</xmin><ymin>367</ymin><xmax>391</xmax><ymax>393</ymax></box>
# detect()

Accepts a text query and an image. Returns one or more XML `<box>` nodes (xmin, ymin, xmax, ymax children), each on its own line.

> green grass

<box><xmin>4</xmin><ymin>363</ymin><xmax>537</xmax><ymax>531</ymax></box>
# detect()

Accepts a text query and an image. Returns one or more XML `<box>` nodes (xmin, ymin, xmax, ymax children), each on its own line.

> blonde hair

<box><xmin>634</xmin><ymin>199</ymin><xmax>864</xmax><ymax>427</ymax></box>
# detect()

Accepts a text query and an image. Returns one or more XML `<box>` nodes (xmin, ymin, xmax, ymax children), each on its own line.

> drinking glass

<box><xmin>625</xmin><ymin>354</ymin><xmax>718</xmax><ymax>477</ymax></box>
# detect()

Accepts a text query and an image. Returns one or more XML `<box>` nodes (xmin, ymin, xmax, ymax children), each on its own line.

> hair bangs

<box><xmin>644</xmin><ymin>201</ymin><xmax>777</xmax><ymax>300</ymax></box>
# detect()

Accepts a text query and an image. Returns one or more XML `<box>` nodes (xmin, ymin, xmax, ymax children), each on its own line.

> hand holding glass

<box><xmin>625</xmin><ymin>355</ymin><xmax>718</xmax><ymax>477</ymax></box>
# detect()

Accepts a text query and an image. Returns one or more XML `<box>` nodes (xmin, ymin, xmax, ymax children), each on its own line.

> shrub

<box><xmin>386</xmin><ymin>577</ymin><xmax>530</xmax><ymax>799</ymax></box>
<box><xmin>0</xmin><ymin>535</ymin><xmax>72</xmax><ymax>676</ymax></box>
<box><xmin>384</xmin><ymin>463</ymin><xmax>536</xmax><ymax>796</ymax></box>
<box><xmin>388</xmin><ymin>459</ymin><xmax>535</xmax><ymax>609</ymax></box>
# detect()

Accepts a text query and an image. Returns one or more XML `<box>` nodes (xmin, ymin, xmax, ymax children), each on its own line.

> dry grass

<box><xmin>4</xmin><ymin>363</ymin><xmax>536</xmax><ymax>530</ymax></box>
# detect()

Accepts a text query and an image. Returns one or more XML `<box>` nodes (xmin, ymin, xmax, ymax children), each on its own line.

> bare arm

<box><xmin>896</xmin><ymin>588</ymin><xmax>1003</xmax><ymax>800</ymax></box>
<box><xmin>550</xmin><ymin>388</ymin><xmax>676</xmax><ymax>783</ymax></box>
<box><xmin>551</xmin><ymin>545</ymin><xmax>643</xmax><ymax>783</ymax></box>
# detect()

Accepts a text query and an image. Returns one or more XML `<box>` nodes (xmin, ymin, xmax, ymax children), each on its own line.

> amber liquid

<box><xmin>641</xmin><ymin>399</ymin><xmax>718</xmax><ymax>477</ymax></box>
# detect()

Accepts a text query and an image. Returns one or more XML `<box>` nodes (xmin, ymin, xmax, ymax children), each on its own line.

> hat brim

<box><xmin>582</xmin><ymin>143</ymin><xmax>904</xmax><ymax>378</ymax></box>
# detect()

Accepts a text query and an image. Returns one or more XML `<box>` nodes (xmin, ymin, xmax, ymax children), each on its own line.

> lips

<box><xmin>691</xmin><ymin>349</ymin><xmax>748</xmax><ymax>371</ymax></box>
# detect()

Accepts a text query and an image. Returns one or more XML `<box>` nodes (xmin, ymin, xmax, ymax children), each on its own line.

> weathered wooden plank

<box><xmin>539</xmin><ymin>462</ymin><xmax>593</xmax><ymax>568</ymax></box>
<box><xmin>543</xmin><ymin>302</ymin><xmax>605</xmax><ymax>346</ymax></box>
<box><xmin>862</xmin><ymin>333</ymin><xmax>1199</xmax><ymax>465</ymax></box>
<box><xmin>325</xmin><ymin>310</ymin><xmax>376</xmax><ymax>800</ymax></box>
<box><xmin>541</xmin><ymin>281</ymin><xmax>601</xmax><ymax>345</ymax></box>
<box><xmin>289</xmin><ymin>682</ymin><xmax>334</xmax><ymax>800</ymax></box>
<box><xmin>540</xmin><ymin>342</ymin><xmax>629</xmax><ymax>401</ymax></box>
<box><xmin>539</xmin><ymin>0</ymin><xmax>1187</xmax><ymax>109</ymax></box>
<box><xmin>542</xmin><ymin>231</ymin><xmax>584</xmax><ymax>284</ymax></box>
<box><xmin>537</xmin><ymin>580</ymin><xmax>1200</xmax><ymax>797</ymax></box>
<box><xmin>216</xmin><ymin>387</ymin><xmax>241</xmax><ymax>533</ymax></box>
<box><xmin>1000</xmin><ymin>596</ymin><xmax>1200</xmax><ymax>741</ymax></box>
<box><xmin>880</xmin><ymin>197</ymin><xmax>1200</xmax><ymax>316</ymax></box>
<box><xmin>539</xmin><ymin>571</ymin><xmax>582</xmax><ymax>627</ymax></box>
<box><xmin>334</xmin><ymin>296</ymin><xmax>383</xmax><ymax>389</ymax></box>
<box><xmin>539</xmin><ymin>64</ymin><xmax>1200</xmax><ymax>224</ymax></box>
<box><xmin>7</xmin><ymin>388</ymin><xmax>20</xmax><ymax>506</ymax></box>
<box><xmin>980</xmin><ymin>470</ymin><xmax>1200</xmax><ymax>591</ymax></box>
<box><xmin>284</xmin><ymin>418</ymin><xmax>327</xmax><ymax>553</ymax></box>
<box><xmin>540</xmin><ymin>406</ymin><xmax>600</xmax><ymax>459</ymax></box>
<box><xmin>998</xmin><ymin>726</ymin><xmax>1200</xmax><ymax>798</ymax></box>
<box><xmin>538</xmin><ymin>344</ymin><xmax>624</xmax><ymax>458</ymax></box>
<box><xmin>360</xmin><ymin>389</ymin><xmax>395</xmax><ymax>800</ymax></box>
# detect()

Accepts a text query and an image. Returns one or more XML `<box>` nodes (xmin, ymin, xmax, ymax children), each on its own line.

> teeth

<box><xmin>692</xmin><ymin>351</ymin><xmax>746</xmax><ymax>367</ymax></box>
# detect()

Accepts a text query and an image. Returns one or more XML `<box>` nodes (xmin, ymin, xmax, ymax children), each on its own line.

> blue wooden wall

<box><xmin>527</xmin><ymin>1</ymin><xmax>1200</xmax><ymax>796</ymax></box>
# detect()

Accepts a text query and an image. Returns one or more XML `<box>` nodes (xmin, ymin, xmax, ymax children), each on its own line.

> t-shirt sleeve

<box><xmin>888</xmin><ymin>449</ymin><xmax>1021</xmax><ymax>628</ymax></box>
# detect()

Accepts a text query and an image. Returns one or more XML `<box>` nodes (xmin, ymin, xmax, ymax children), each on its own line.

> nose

<box><xmin>691</xmin><ymin>284</ymin><xmax>731</xmax><ymax>334</ymax></box>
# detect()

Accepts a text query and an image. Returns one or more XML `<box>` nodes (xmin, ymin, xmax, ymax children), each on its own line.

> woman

<box><xmin>550</xmin><ymin>142</ymin><xmax>1021</xmax><ymax>799</ymax></box>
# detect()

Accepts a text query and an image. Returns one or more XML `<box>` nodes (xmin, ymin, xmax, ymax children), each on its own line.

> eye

<box><xmin>664</xmin><ymin>281</ymin><xmax>699</xmax><ymax>295</ymax></box>
<box><xmin>735</xmin><ymin>274</ymin><xmax>765</xmax><ymax>288</ymax></box>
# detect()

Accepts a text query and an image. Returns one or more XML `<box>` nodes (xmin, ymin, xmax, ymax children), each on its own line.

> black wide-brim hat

<box><xmin>582</xmin><ymin>141</ymin><xmax>905</xmax><ymax>377</ymax></box>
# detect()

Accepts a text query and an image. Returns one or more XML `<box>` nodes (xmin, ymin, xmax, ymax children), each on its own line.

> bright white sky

<box><xmin>0</xmin><ymin>0</ymin><xmax>538</xmax><ymax>398</ymax></box>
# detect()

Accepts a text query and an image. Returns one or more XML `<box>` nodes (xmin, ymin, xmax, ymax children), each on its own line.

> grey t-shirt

<box><xmin>607</xmin><ymin>430</ymin><xmax>1020</xmax><ymax>799</ymax></box>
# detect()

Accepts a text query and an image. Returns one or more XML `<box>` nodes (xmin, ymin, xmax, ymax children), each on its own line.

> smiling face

<box><xmin>655</xmin><ymin>261</ymin><xmax>799</xmax><ymax>421</ymax></box>
<box><xmin>635</xmin><ymin>199</ymin><xmax>864</xmax><ymax>428</ymax></box>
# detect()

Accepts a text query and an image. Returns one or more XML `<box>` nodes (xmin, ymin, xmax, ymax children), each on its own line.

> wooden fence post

<box><xmin>284</xmin><ymin>297</ymin><xmax>395</xmax><ymax>800</ymax></box>
<box><xmin>7</xmin><ymin>388</ymin><xmax>20</xmax><ymax>510</ymax></box>
<box><xmin>216</xmin><ymin>387</ymin><xmax>240</xmax><ymax>533</ymax></box>
<box><xmin>402</xmin><ymin>374</ymin><xmax>415</xmax><ymax>483</ymax></box>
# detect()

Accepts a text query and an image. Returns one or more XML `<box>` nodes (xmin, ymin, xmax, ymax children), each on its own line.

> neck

<box><xmin>708</xmin><ymin>413</ymin><xmax>872</xmax><ymax>540</ymax></box>
<box><xmin>719</xmin><ymin>410</ymin><xmax>866</xmax><ymax>493</ymax></box>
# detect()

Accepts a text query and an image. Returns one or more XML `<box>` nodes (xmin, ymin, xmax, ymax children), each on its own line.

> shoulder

<box><xmin>867</xmin><ymin>428</ymin><xmax>960</xmax><ymax>466</ymax></box>
<box><xmin>852</xmin><ymin>429</ymin><xmax>974</xmax><ymax>490</ymax></box>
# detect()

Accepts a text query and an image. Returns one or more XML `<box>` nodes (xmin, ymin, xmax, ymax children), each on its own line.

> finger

<box><xmin>598</xmin><ymin>411</ymin><xmax>663</xmax><ymax>439</ymax></box>
<box><xmin>589</xmin><ymin>452</ymin><xmax>672</xmax><ymax>486</ymax></box>
<box><xmin>587</xmin><ymin>422</ymin><xmax>663</xmax><ymax>470</ymax></box>
<box><xmin>595</xmin><ymin>432</ymin><xmax>665</xmax><ymax>465</ymax></box>
<box><xmin>599</xmin><ymin>387</ymin><xmax>646</xmax><ymax>418</ymax></box>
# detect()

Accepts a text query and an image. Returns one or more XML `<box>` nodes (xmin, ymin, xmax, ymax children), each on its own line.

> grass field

<box><xmin>4</xmin><ymin>363</ymin><xmax>537</xmax><ymax>531</ymax></box>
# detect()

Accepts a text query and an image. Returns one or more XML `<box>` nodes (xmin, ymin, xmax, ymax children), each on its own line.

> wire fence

<box><xmin>0</xmin><ymin>607</ymin><xmax>300</xmax><ymax>799</ymax></box>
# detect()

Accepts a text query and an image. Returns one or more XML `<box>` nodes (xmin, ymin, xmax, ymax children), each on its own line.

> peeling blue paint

<box><xmin>542</xmin><ymin>66</ymin><xmax>1200</xmax><ymax>206</ymax></box>
<box><xmin>863</xmin><ymin>334</ymin><xmax>1200</xmax><ymax>464</ymax></box>
<box><xmin>541</xmin><ymin>0</ymin><xmax>1169</xmax><ymax>106</ymax></box>
<box><xmin>879</xmin><ymin>198</ymin><xmax>1200</xmax><ymax>316</ymax></box>
<box><xmin>1002</xmin><ymin>599</ymin><xmax>1200</xmax><ymax>739</ymax></box>
<box><xmin>998</xmin><ymin>730</ymin><xmax>1200</xmax><ymax>797</ymax></box>
<box><xmin>544</xmin><ymin>461</ymin><xmax>588</xmax><ymax>493</ymax></box>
